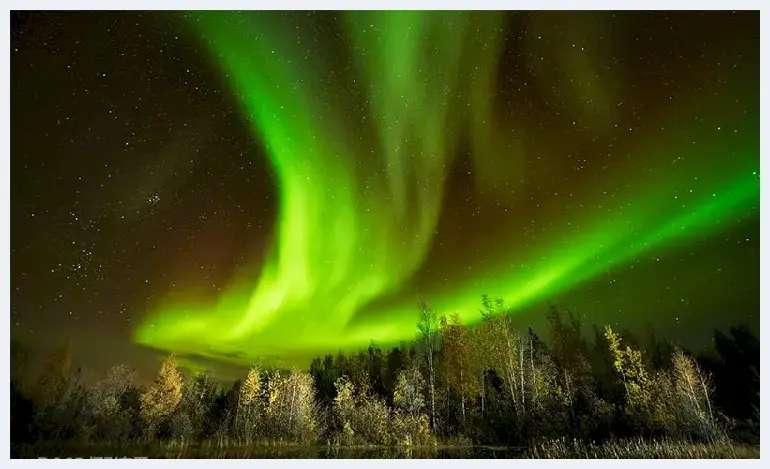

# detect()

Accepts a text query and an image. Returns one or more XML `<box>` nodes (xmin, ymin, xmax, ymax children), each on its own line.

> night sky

<box><xmin>11</xmin><ymin>11</ymin><xmax>759</xmax><ymax>382</ymax></box>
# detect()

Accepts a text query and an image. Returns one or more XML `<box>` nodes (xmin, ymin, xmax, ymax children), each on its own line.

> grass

<box><xmin>526</xmin><ymin>437</ymin><xmax>760</xmax><ymax>459</ymax></box>
<box><xmin>14</xmin><ymin>436</ymin><xmax>760</xmax><ymax>459</ymax></box>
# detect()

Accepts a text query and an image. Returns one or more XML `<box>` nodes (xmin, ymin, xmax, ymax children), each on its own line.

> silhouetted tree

<box><xmin>9</xmin><ymin>303</ymin><xmax>759</xmax><ymax>453</ymax></box>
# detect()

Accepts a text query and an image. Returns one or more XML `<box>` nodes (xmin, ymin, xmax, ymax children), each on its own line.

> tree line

<box><xmin>10</xmin><ymin>296</ymin><xmax>760</xmax><ymax>450</ymax></box>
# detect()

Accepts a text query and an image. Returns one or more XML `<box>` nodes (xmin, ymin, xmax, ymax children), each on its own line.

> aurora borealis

<box><xmin>11</xmin><ymin>11</ymin><xmax>759</xmax><ymax>377</ymax></box>
<box><xmin>133</xmin><ymin>10</ymin><xmax>759</xmax><ymax>362</ymax></box>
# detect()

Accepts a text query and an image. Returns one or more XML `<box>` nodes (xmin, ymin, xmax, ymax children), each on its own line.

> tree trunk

<box><xmin>620</xmin><ymin>368</ymin><xmax>630</xmax><ymax>402</ymax></box>
<box><xmin>460</xmin><ymin>369</ymin><xmax>466</xmax><ymax>422</ymax></box>
<box><xmin>530</xmin><ymin>333</ymin><xmax>536</xmax><ymax>402</ymax></box>
<box><xmin>290</xmin><ymin>380</ymin><xmax>297</xmax><ymax>428</ymax></box>
<box><xmin>445</xmin><ymin>381</ymin><xmax>450</xmax><ymax>426</ymax></box>
<box><xmin>235</xmin><ymin>390</ymin><xmax>242</xmax><ymax>435</ymax></box>
<box><xmin>504</xmin><ymin>333</ymin><xmax>518</xmax><ymax>414</ymax></box>
<box><xmin>564</xmin><ymin>370</ymin><xmax>576</xmax><ymax>433</ymax></box>
<box><xmin>520</xmin><ymin>338</ymin><xmax>525</xmax><ymax>412</ymax></box>
<box><xmin>428</xmin><ymin>344</ymin><xmax>437</xmax><ymax>431</ymax></box>
<box><xmin>480</xmin><ymin>371</ymin><xmax>485</xmax><ymax>414</ymax></box>
<box><xmin>696</xmin><ymin>365</ymin><xmax>713</xmax><ymax>420</ymax></box>
<box><xmin>683</xmin><ymin>366</ymin><xmax>700</xmax><ymax>413</ymax></box>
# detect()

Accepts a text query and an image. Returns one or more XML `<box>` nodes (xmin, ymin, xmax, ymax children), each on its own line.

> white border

<box><xmin>4</xmin><ymin>1</ymin><xmax>769</xmax><ymax>9</ymax></box>
<box><xmin>3</xmin><ymin>2</ymin><xmax>766</xmax><ymax>468</ymax></box>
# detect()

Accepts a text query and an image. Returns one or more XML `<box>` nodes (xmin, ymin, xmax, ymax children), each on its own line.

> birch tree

<box><xmin>441</xmin><ymin>312</ymin><xmax>477</xmax><ymax>422</ymax></box>
<box><xmin>417</xmin><ymin>298</ymin><xmax>439</xmax><ymax>431</ymax></box>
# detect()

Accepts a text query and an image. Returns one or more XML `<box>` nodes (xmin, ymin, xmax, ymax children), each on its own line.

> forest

<box><xmin>10</xmin><ymin>297</ymin><xmax>760</xmax><ymax>458</ymax></box>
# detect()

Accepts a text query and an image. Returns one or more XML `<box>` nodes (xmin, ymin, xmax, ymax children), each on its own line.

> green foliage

<box><xmin>11</xmin><ymin>300</ymin><xmax>758</xmax><ymax>453</ymax></box>
<box><xmin>332</xmin><ymin>376</ymin><xmax>355</xmax><ymax>423</ymax></box>
<box><xmin>330</xmin><ymin>375</ymin><xmax>392</xmax><ymax>445</ymax></box>
<box><xmin>353</xmin><ymin>397</ymin><xmax>391</xmax><ymax>445</ymax></box>
<box><xmin>391</xmin><ymin>411</ymin><xmax>433</xmax><ymax>446</ymax></box>
<box><xmin>259</xmin><ymin>368</ymin><xmax>318</xmax><ymax>441</ymax></box>
<box><xmin>604</xmin><ymin>325</ymin><xmax>651</xmax><ymax>409</ymax></box>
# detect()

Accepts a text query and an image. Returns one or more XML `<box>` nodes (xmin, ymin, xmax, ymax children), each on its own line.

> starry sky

<box><xmin>11</xmin><ymin>11</ymin><xmax>759</xmax><ymax>381</ymax></box>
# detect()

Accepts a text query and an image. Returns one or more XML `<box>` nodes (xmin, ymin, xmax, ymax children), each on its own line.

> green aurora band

<box><xmin>134</xmin><ymin>12</ymin><xmax>759</xmax><ymax>365</ymax></box>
